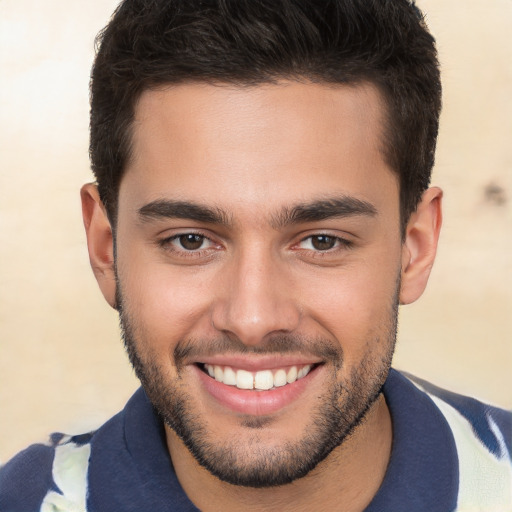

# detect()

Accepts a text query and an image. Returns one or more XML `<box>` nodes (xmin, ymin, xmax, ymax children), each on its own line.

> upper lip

<box><xmin>194</xmin><ymin>354</ymin><xmax>323</xmax><ymax>371</ymax></box>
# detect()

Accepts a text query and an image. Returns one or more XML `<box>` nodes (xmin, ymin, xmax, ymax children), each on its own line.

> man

<box><xmin>0</xmin><ymin>0</ymin><xmax>510</xmax><ymax>510</ymax></box>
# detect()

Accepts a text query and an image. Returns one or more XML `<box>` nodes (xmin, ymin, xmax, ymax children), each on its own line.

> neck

<box><xmin>165</xmin><ymin>394</ymin><xmax>392</xmax><ymax>512</ymax></box>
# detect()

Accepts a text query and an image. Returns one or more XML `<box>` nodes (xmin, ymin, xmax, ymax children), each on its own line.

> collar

<box><xmin>87</xmin><ymin>369</ymin><xmax>458</xmax><ymax>511</ymax></box>
<box><xmin>365</xmin><ymin>369</ymin><xmax>458</xmax><ymax>511</ymax></box>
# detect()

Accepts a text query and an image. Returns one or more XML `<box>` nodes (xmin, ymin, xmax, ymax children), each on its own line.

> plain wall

<box><xmin>1</xmin><ymin>0</ymin><xmax>511</xmax><ymax>463</ymax></box>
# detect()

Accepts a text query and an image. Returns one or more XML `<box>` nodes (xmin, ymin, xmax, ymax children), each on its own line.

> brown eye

<box><xmin>310</xmin><ymin>235</ymin><xmax>337</xmax><ymax>251</ymax></box>
<box><xmin>178</xmin><ymin>234</ymin><xmax>205</xmax><ymax>250</ymax></box>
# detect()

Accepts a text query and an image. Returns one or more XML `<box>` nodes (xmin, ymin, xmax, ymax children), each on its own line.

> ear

<box><xmin>400</xmin><ymin>187</ymin><xmax>443</xmax><ymax>305</ymax></box>
<box><xmin>80</xmin><ymin>183</ymin><xmax>117</xmax><ymax>309</ymax></box>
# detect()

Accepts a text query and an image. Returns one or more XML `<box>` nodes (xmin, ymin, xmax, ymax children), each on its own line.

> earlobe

<box><xmin>399</xmin><ymin>187</ymin><xmax>443</xmax><ymax>305</ymax></box>
<box><xmin>80</xmin><ymin>183</ymin><xmax>117</xmax><ymax>309</ymax></box>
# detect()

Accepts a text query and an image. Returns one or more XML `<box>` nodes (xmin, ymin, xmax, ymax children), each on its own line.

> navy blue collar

<box><xmin>365</xmin><ymin>369</ymin><xmax>458</xmax><ymax>511</ymax></box>
<box><xmin>87</xmin><ymin>369</ymin><xmax>458</xmax><ymax>511</ymax></box>
<box><xmin>88</xmin><ymin>389</ymin><xmax>199</xmax><ymax>511</ymax></box>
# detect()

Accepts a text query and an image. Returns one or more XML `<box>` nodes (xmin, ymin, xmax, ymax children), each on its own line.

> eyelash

<box><xmin>295</xmin><ymin>234</ymin><xmax>353</xmax><ymax>253</ymax></box>
<box><xmin>158</xmin><ymin>232</ymin><xmax>219</xmax><ymax>258</ymax></box>
<box><xmin>158</xmin><ymin>232</ymin><xmax>353</xmax><ymax>259</ymax></box>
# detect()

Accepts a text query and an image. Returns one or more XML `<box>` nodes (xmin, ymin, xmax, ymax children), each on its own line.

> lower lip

<box><xmin>194</xmin><ymin>365</ymin><xmax>320</xmax><ymax>416</ymax></box>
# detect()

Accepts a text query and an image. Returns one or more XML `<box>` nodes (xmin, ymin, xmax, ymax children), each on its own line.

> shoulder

<box><xmin>0</xmin><ymin>432</ymin><xmax>93</xmax><ymax>512</ymax></box>
<box><xmin>403</xmin><ymin>373</ymin><xmax>511</xmax><ymax>455</ymax></box>
<box><xmin>0</xmin><ymin>389</ymin><xmax>154</xmax><ymax>512</ymax></box>
<box><xmin>401</xmin><ymin>372</ymin><xmax>512</xmax><ymax>510</ymax></box>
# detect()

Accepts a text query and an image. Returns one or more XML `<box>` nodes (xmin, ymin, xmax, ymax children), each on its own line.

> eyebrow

<box><xmin>272</xmin><ymin>197</ymin><xmax>378</xmax><ymax>228</ymax></box>
<box><xmin>137</xmin><ymin>195</ymin><xmax>377</xmax><ymax>227</ymax></box>
<box><xmin>138</xmin><ymin>200</ymin><xmax>231</xmax><ymax>225</ymax></box>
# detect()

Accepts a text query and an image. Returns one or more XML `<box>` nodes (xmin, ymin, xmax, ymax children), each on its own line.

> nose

<box><xmin>211</xmin><ymin>249</ymin><xmax>301</xmax><ymax>346</ymax></box>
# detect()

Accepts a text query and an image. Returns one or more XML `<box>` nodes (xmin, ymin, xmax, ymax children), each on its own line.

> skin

<box><xmin>81</xmin><ymin>81</ymin><xmax>442</xmax><ymax>511</ymax></box>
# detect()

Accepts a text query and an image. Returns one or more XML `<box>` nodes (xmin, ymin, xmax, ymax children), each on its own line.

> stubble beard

<box><xmin>116</xmin><ymin>284</ymin><xmax>398</xmax><ymax>488</ymax></box>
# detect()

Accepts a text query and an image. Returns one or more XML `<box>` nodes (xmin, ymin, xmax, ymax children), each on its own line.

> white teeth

<box><xmin>237</xmin><ymin>369</ymin><xmax>254</xmax><ymax>390</ymax></box>
<box><xmin>254</xmin><ymin>370</ymin><xmax>274</xmax><ymax>390</ymax></box>
<box><xmin>274</xmin><ymin>369</ymin><xmax>287</xmax><ymax>387</ymax></box>
<box><xmin>203</xmin><ymin>363</ymin><xmax>314</xmax><ymax>390</ymax></box>
<box><xmin>214</xmin><ymin>365</ymin><xmax>224</xmax><ymax>382</ymax></box>
<box><xmin>297</xmin><ymin>365</ymin><xmax>311</xmax><ymax>379</ymax></box>
<box><xmin>286</xmin><ymin>366</ymin><xmax>298</xmax><ymax>383</ymax></box>
<box><xmin>223</xmin><ymin>366</ymin><xmax>237</xmax><ymax>386</ymax></box>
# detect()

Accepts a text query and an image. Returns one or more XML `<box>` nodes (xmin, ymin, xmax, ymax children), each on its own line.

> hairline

<box><xmin>106</xmin><ymin>75</ymin><xmax>408</xmax><ymax>234</ymax></box>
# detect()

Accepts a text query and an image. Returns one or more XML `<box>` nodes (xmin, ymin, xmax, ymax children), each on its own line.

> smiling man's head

<box><xmin>82</xmin><ymin>0</ymin><xmax>442</xmax><ymax>490</ymax></box>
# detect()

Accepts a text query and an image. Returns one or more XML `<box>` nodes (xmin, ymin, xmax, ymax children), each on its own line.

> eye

<box><xmin>298</xmin><ymin>234</ymin><xmax>344</xmax><ymax>251</ymax></box>
<box><xmin>161</xmin><ymin>233</ymin><xmax>216</xmax><ymax>252</ymax></box>
<box><xmin>176</xmin><ymin>233</ymin><xmax>208</xmax><ymax>251</ymax></box>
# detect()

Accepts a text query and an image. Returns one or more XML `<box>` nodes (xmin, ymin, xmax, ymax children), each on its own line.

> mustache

<box><xmin>173</xmin><ymin>333</ymin><xmax>344</xmax><ymax>369</ymax></box>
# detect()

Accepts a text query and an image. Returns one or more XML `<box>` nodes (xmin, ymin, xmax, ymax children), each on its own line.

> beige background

<box><xmin>0</xmin><ymin>0</ymin><xmax>511</xmax><ymax>463</ymax></box>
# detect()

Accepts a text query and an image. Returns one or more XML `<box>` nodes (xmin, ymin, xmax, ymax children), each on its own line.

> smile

<box><xmin>203</xmin><ymin>363</ymin><xmax>314</xmax><ymax>390</ymax></box>
<box><xmin>194</xmin><ymin>360</ymin><xmax>324</xmax><ymax>415</ymax></box>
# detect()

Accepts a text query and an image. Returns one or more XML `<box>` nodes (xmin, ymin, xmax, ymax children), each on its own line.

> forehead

<box><xmin>121</xmin><ymin>81</ymin><xmax>398</xmax><ymax>220</ymax></box>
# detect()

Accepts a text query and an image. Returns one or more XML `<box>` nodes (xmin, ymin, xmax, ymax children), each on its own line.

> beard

<box><xmin>116</xmin><ymin>282</ymin><xmax>398</xmax><ymax>488</ymax></box>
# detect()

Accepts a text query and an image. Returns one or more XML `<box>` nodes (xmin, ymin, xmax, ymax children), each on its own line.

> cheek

<box><xmin>117</xmin><ymin>251</ymin><xmax>217</xmax><ymax>350</ymax></box>
<box><xmin>302</xmin><ymin>259</ymin><xmax>400</xmax><ymax>360</ymax></box>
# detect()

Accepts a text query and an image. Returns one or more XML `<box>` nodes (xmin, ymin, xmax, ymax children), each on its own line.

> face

<box><xmin>113</xmin><ymin>81</ymin><xmax>403</xmax><ymax>486</ymax></box>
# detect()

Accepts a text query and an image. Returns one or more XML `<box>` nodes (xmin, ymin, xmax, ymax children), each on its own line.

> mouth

<box><xmin>199</xmin><ymin>363</ymin><xmax>317</xmax><ymax>391</ymax></box>
<box><xmin>192</xmin><ymin>356</ymin><xmax>324</xmax><ymax>415</ymax></box>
